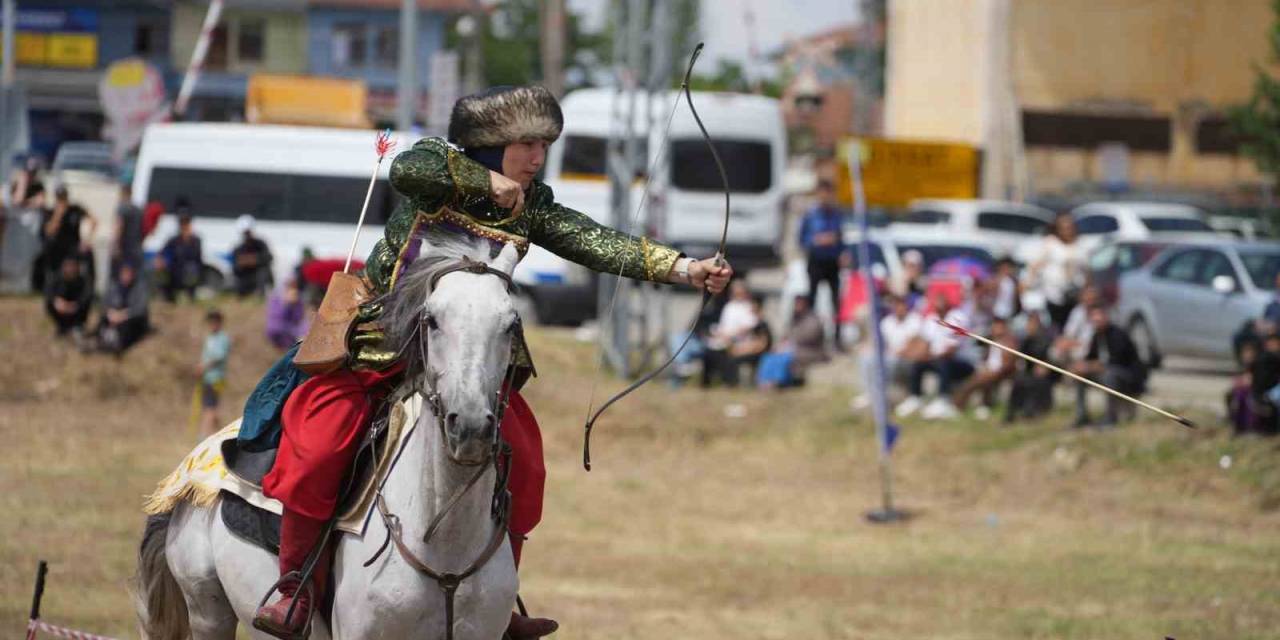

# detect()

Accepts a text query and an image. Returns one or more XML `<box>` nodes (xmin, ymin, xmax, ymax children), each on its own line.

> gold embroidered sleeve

<box><xmin>526</xmin><ymin>186</ymin><xmax>681</xmax><ymax>283</ymax></box>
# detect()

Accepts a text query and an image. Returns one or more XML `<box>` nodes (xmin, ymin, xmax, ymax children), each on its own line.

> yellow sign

<box><xmin>2</xmin><ymin>32</ymin><xmax>98</xmax><ymax>69</ymax></box>
<box><xmin>836</xmin><ymin>137</ymin><xmax>979</xmax><ymax>208</ymax></box>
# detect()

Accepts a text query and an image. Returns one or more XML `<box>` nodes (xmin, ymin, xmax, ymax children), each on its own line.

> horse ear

<box><xmin>494</xmin><ymin>242</ymin><xmax>520</xmax><ymax>275</ymax></box>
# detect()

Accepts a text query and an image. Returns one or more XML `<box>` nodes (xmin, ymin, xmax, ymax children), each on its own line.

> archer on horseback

<box><xmin>250</xmin><ymin>85</ymin><xmax>733</xmax><ymax>639</ymax></box>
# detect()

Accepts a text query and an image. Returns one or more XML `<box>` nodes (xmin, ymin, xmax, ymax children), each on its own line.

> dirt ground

<box><xmin>2</xmin><ymin>296</ymin><xmax>1279</xmax><ymax>639</ymax></box>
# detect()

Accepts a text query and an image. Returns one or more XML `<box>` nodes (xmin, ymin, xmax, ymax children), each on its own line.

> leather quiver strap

<box><xmin>294</xmin><ymin>272</ymin><xmax>371</xmax><ymax>375</ymax></box>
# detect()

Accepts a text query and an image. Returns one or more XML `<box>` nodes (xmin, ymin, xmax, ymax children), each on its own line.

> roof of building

<box><xmin>308</xmin><ymin>0</ymin><xmax>474</xmax><ymax>11</ymax></box>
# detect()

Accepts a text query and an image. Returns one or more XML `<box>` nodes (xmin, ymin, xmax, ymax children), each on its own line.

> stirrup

<box><xmin>252</xmin><ymin>571</ymin><xmax>315</xmax><ymax>640</ymax></box>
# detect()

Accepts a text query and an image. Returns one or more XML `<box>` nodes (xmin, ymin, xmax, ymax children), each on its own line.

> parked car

<box><xmin>1113</xmin><ymin>240</ymin><xmax>1280</xmax><ymax>366</ymax></box>
<box><xmin>892</xmin><ymin>198</ymin><xmax>1054</xmax><ymax>258</ymax></box>
<box><xmin>1086</xmin><ymin>240</ymin><xmax>1175</xmax><ymax>306</ymax></box>
<box><xmin>1070</xmin><ymin>201</ymin><xmax>1220</xmax><ymax>250</ymax></box>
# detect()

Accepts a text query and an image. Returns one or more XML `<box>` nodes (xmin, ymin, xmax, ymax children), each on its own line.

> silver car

<box><xmin>1114</xmin><ymin>241</ymin><xmax>1280</xmax><ymax>365</ymax></box>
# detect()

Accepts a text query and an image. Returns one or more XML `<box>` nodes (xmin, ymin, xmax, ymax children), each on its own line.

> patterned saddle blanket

<box><xmin>143</xmin><ymin>394</ymin><xmax>421</xmax><ymax>553</ymax></box>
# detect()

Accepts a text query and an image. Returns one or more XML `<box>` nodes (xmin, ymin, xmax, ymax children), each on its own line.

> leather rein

<box><xmin>364</xmin><ymin>256</ymin><xmax>520</xmax><ymax>640</ymax></box>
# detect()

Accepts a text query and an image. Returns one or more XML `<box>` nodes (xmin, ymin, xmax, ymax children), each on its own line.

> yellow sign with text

<box><xmin>836</xmin><ymin>137</ymin><xmax>979</xmax><ymax>208</ymax></box>
<box><xmin>1</xmin><ymin>32</ymin><xmax>97</xmax><ymax>68</ymax></box>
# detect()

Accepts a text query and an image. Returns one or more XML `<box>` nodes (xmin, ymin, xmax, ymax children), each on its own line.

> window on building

<box><xmin>1022</xmin><ymin>110</ymin><xmax>1171</xmax><ymax>152</ymax></box>
<box><xmin>133</xmin><ymin>19</ymin><xmax>166</xmax><ymax>57</ymax></box>
<box><xmin>374</xmin><ymin>25</ymin><xmax>398</xmax><ymax>68</ymax></box>
<box><xmin>238</xmin><ymin>19</ymin><xmax>265</xmax><ymax>63</ymax></box>
<box><xmin>331</xmin><ymin>23</ymin><xmax>367</xmax><ymax>68</ymax></box>
<box><xmin>206</xmin><ymin>23</ymin><xmax>229</xmax><ymax>70</ymax></box>
<box><xmin>1196</xmin><ymin>117</ymin><xmax>1240</xmax><ymax>155</ymax></box>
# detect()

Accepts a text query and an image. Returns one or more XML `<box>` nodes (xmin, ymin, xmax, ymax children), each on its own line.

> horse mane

<box><xmin>378</xmin><ymin>227</ymin><xmax>501</xmax><ymax>359</ymax></box>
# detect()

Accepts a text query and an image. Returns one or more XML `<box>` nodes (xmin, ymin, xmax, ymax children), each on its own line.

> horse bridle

<box><xmin>365</xmin><ymin>256</ymin><xmax>521</xmax><ymax>640</ymax></box>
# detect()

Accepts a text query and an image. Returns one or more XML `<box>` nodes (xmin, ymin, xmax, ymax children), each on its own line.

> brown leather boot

<box><xmin>252</xmin><ymin>510</ymin><xmax>329</xmax><ymax>639</ymax></box>
<box><xmin>506</xmin><ymin>611</ymin><xmax>559</xmax><ymax>639</ymax></box>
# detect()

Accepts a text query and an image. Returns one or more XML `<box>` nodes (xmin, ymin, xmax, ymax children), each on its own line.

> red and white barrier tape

<box><xmin>26</xmin><ymin>619</ymin><xmax>119</xmax><ymax>640</ymax></box>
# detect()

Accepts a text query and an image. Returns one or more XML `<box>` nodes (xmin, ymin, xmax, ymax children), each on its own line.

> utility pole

<box><xmin>539</xmin><ymin>0</ymin><xmax>565</xmax><ymax>97</ymax></box>
<box><xmin>396</xmin><ymin>0</ymin><xmax>419</xmax><ymax>131</ymax></box>
<box><xmin>462</xmin><ymin>0</ymin><xmax>484</xmax><ymax>95</ymax></box>
<box><xmin>1</xmin><ymin>0</ymin><xmax>16</xmax><ymax>207</ymax></box>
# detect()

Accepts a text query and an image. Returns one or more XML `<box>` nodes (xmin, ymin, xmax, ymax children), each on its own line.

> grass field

<box><xmin>2</xmin><ymin>296</ymin><xmax>1279</xmax><ymax>639</ymax></box>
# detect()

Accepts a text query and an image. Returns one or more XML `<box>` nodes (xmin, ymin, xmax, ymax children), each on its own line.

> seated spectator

<box><xmin>1241</xmin><ymin>333</ymin><xmax>1280</xmax><ymax>436</ymax></box>
<box><xmin>155</xmin><ymin>214</ymin><xmax>204</xmax><ymax>302</ymax></box>
<box><xmin>1005</xmin><ymin>311</ymin><xmax>1056</xmax><ymax>423</ymax></box>
<box><xmin>1233</xmin><ymin>272</ymin><xmax>1280</xmax><ymax>364</ymax></box>
<box><xmin>897</xmin><ymin>292</ymin><xmax>976</xmax><ymax>420</ymax></box>
<box><xmin>45</xmin><ymin>256</ymin><xmax>93</xmax><ymax>339</ymax></box>
<box><xmin>702</xmin><ymin>285</ymin><xmax>771</xmax><ymax>387</ymax></box>
<box><xmin>991</xmin><ymin>257</ymin><xmax>1021</xmax><ymax>320</ymax></box>
<box><xmin>93</xmin><ymin>262</ymin><xmax>150</xmax><ymax>354</ymax></box>
<box><xmin>1053</xmin><ymin>285</ymin><xmax>1100</xmax><ymax>368</ymax></box>
<box><xmin>1072</xmin><ymin>305</ymin><xmax>1147</xmax><ymax>428</ymax></box>
<box><xmin>757</xmin><ymin>295</ymin><xmax>828</xmax><ymax>389</ymax></box>
<box><xmin>232</xmin><ymin>215</ymin><xmax>273</xmax><ymax>297</ymax></box>
<box><xmin>265</xmin><ymin>279</ymin><xmax>311</xmax><ymax>350</ymax></box>
<box><xmin>952</xmin><ymin>316</ymin><xmax>1018</xmax><ymax>418</ymax></box>
<box><xmin>854</xmin><ymin>294</ymin><xmax>924</xmax><ymax>408</ymax></box>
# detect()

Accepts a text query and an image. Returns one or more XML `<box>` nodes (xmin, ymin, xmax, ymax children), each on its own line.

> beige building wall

<box><xmin>172</xmin><ymin>3</ymin><xmax>307</xmax><ymax>76</ymax></box>
<box><xmin>885</xmin><ymin>0</ymin><xmax>1276</xmax><ymax>197</ymax></box>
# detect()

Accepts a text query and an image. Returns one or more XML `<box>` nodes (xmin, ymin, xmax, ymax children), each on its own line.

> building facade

<box><xmin>884</xmin><ymin>0</ymin><xmax>1276</xmax><ymax>205</ymax></box>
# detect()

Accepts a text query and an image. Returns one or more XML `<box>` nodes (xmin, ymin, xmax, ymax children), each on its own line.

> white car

<box><xmin>891</xmin><ymin>198</ymin><xmax>1054</xmax><ymax>259</ymax></box>
<box><xmin>1070</xmin><ymin>201</ymin><xmax>1220</xmax><ymax>250</ymax></box>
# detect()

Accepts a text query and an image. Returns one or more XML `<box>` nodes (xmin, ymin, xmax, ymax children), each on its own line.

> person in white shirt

<box><xmin>951</xmin><ymin>316</ymin><xmax>1018</xmax><ymax>418</ymax></box>
<box><xmin>855</xmin><ymin>294</ymin><xmax>924</xmax><ymax>408</ymax></box>
<box><xmin>896</xmin><ymin>293</ymin><xmax>977</xmax><ymax>419</ymax></box>
<box><xmin>1053</xmin><ymin>285</ymin><xmax>1100</xmax><ymax>366</ymax></box>
<box><xmin>1025</xmin><ymin>213</ymin><xmax>1087</xmax><ymax>328</ymax></box>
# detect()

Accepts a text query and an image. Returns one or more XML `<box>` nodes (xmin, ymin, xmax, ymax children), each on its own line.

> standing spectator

<box><xmin>231</xmin><ymin>214</ymin><xmax>273</xmax><ymax>297</ymax></box>
<box><xmin>1025</xmin><ymin>213</ymin><xmax>1086</xmax><ymax>329</ymax></box>
<box><xmin>113</xmin><ymin>182</ymin><xmax>145</xmax><ymax>270</ymax></box>
<box><xmin>889</xmin><ymin>249</ymin><xmax>927</xmax><ymax>308</ymax></box>
<box><xmin>897</xmin><ymin>292</ymin><xmax>976</xmax><ymax>419</ymax></box>
<box><xmin>1006</xmin><ymin>311</ymin><xmax>1056</xmax><ymax>423</ymax></box>
<box><xmin>798</xmin><ymin>179</ymin><xmax>849</xmax><ymax>325</ymax></box>
<box><xmin>156</xmin><ymin>214</ymin><xmax>204</xmax><ymax>302</ymax></box>
<box><xmin>1072</xmin><ymin>306</ymin><xmax>1147</xmax><ymax>428</ymax></box>
<box><xmin>92</xmin><ymin>262</ymin><xmax>150</xmax><ymax>354</ymax></box>
<box><xmin>265</xmin><ymin>279</ymin><xmax>310</xmax><ymax>350</ymax></box>
<box><xmin>199</xmin><ymin>310</ymin><xmax>231</xmax><ymax>436</ymax></box>
<box><xmin>757</xmin><ymin>295</ymin><xmax>827</xmax><ymax>389</ymax></box>
<box><xmin>39</xmin><ymin>185</ymin><xmax>97</xmax><ymax>293</ymax></box>
<box><xmin>952</xmin><ymin>316</ymin><xmax>1019</xmax><ymax>418</ymax></box>
<box><xmin>44</xmin><ymin>256</ymin><xmax>93</xmax><ymax>339</ymax></box>
<box><xmin>991</xmin><ymin>258</ymin><xmax>1021</xmax><ymax>320</ymax></box>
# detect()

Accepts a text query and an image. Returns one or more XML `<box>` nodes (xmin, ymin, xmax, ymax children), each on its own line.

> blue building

<box><xmin>306</xmin><ymin>0</ymin><xmax>465</xmax><ymax>126</ymax></box>
<box><xmin>3</xmin><ymin>0</ymin><xmax>172</xmax><ymax>160</ymax></box>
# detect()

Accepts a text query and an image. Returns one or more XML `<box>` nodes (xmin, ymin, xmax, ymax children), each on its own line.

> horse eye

<box><xmin>425</xmin><ymin>314</ymin><xmax>439</xmax><ymax>331</ymax></box>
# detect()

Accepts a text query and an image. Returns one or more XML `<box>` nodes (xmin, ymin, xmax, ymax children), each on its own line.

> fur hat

<box><xmin>448</xmin><ymin>85</ymin><xmax>563</xmax><ymax>149</ymax></box>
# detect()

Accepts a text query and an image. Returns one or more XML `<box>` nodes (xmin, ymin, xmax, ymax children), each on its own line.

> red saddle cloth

<box><xmin>262</xmin><ymin>368</ymin><xmax>546</xmax><ymax>550</ymax></box>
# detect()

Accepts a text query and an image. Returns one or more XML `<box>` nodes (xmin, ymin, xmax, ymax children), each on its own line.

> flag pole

<box><xmin>343</xmin><ymin>130</ymin><xmax>396</xmax><ymax>274</ymax></box>
<box><xmin>847</xmin><ymin>141</ymin><xmax>904</xmax><ymax>523</ymax></box>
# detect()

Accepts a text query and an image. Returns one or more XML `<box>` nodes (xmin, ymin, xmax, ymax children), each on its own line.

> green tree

<box><xmin>1230</xmin><ymin>0</ymin><xmax>1280</xmax><ymax>177</ymax></box>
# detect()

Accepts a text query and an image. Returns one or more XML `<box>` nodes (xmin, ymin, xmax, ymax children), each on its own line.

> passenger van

<box><xmin>133</xmin><ymin>123</ymin><xmax>406</xmax><ymax>289</ymax></box>
<box><xmin>535</xmin><ymin>88</ymin><xmax>787</xmax><ymax>322</ymax></box>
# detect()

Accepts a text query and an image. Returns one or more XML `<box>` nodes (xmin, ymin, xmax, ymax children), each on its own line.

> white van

<box><xmin>133</xmin><ymin>123</ymin><xmax>407</xmax><ymax>289</ymax></box>
<box><xmin>533</xmin><ymin>88</ymin><xmax>787</xmax><ymax>322</ymax></box>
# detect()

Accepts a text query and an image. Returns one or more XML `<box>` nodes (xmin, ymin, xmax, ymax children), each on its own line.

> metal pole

<box><xmin>396</xmin><ymin>0</ymin><xmax>419</xmax><ymax>131</ymax></box>
<box><xmin>849</xmin><ymin>142</ymin><xmax>902</xmax><ymax>523</ymax></box>
<box><xmin>175</xmin><ymin>0</ymin><xmax>223</xmax><ymax>117</ymax></box>
<box><xmin>463</xmin><ymin>0</ymin><xmax>484</xmax><ymax>95</ymax></box>
<box><xmin>1</xmin><ymin>0</ymin><xmax>16</xmax><ymax>209</ymax></box>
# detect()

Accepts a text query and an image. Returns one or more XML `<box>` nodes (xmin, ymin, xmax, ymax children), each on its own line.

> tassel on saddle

<box><xmin>293</xmin><ymin>272</ymin><xmax>371</xmax><ymax>375</ymax></box>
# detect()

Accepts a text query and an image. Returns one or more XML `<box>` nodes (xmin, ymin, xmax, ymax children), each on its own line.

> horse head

<box><xmin>384</xmin><ymin>232</ymin><xmax>521</xmax><ymax>465</ymax></box>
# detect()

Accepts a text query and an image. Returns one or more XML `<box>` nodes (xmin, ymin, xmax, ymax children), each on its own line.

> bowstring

<box><xmin>580</xmin><ymin>87</ymin><xmax>685</xmax><ymax>435</ymax></box>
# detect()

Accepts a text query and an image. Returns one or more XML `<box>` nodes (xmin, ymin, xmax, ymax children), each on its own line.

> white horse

<box><xmin>134</xmin><ymin>233</ymin><xmax>523</xmax><ymax>639</ymax></box>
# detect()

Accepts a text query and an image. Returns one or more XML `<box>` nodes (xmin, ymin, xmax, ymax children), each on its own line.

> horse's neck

<box><xmin>381</xmin><ymin>394</ymin><xmax>498</xmax><ymax>565</ymax></box>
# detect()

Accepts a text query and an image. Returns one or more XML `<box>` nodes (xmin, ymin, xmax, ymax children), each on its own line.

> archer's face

<box><xmin>503</xmin><ymin>140</ymin><xmax>549</xmax><ymax>189</ymax></box>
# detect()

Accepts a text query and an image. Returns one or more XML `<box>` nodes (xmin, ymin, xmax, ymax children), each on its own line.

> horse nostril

<box><xmin>445</xmin><ymin>412</ymin><xmax>460</xmax><ymax>433</ymax></box>
<box><xmin>485</xmin><ymin>412</ymin><xmax>497</xmax><ymax>432</ymax></box>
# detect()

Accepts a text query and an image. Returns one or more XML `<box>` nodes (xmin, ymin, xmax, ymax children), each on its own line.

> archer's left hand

<box><xmin>690</xmin><ymin>257</ymin><xmax>733</xmax><ymax>294</ymax></box>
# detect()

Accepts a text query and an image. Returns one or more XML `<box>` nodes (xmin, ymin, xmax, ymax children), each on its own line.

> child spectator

<box><xmin>265</xmin><ymin>279</ymin><xmax>310</xmax><ymax>350</ymax></box>
<box><xmin>156</xmin><ymin>214</ymin><xmax>204</xmax><ymax>302</ymax></box>
<box><xmin>93</xmin><ymin>262</ymin><xmax>150</xmax><ymax>354</ymax></box>
<box><xmin>199</xmin><ymin>310</ymin><xmax>231</xmax><ymax>436</ymax></box>
<box><xmin>45</xmin><ymin>255</ymin><xmax>93</xmax><ymax>339</ymax></box>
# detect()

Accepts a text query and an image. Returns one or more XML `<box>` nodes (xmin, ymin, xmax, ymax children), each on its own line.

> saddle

<box><xmin>218</xmin><ymin>398</ymin><xmax>402</xmax><ymax>554</ymax></box>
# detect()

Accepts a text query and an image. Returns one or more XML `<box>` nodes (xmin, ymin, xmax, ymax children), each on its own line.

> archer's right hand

<box><xmin>490</xmin><ymin>171</ymin><xmax>525</xmax><ymax>214</ymax></box>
